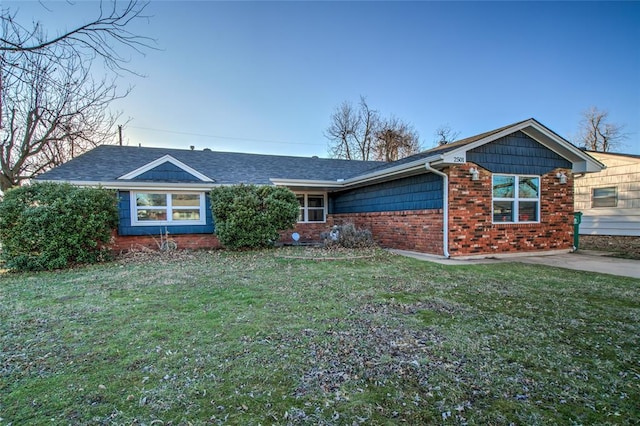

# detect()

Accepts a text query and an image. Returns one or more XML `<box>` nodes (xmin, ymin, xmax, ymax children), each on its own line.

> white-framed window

<box><xmin>296</xmin><ymin>193</ymin><xmax>327</xmax><ymax>223</ymax></box>
<box><xmin>492</xmin><ymin>175</ymin><xmax>540</xmax><ymax>223</ymax></box>
<box><xmin>592</xmin><ymin>187</ymin><xmax>617</xmax><ymax>208</ymax></box>
<box><xmin>130</xmin><ymin>191</ymin><xmax>206</xmax><ymax>226</ymax></box>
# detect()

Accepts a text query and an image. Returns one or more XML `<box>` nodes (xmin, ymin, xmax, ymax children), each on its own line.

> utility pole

<box><xmin>0</xmin><ymin>63</ymin><xmax>3</xmax><ymax>129</ymax></box>
<box><xmin>118</xmin><ymin>125</ymin><xmax>123</xmax><ymax>146</ymax></box>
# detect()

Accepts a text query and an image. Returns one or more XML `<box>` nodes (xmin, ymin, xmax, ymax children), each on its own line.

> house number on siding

<box><xmin>453</xmin><ymin>157</ymin><xmax>465</xmax><ymax>163</ymax></box>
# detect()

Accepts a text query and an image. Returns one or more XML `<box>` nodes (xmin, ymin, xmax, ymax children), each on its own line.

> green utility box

<box><xmin>573</xmin><ymin>211</ymin><xmax>583</xmax><ymax>250</ymax></box>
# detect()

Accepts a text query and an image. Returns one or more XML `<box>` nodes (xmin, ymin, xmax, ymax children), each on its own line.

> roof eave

<box><xmin>269</xmin><ymin>178</ymin><xmax>345</xmax><ymax>191</ymax></box>
<box><xmin>37</xmin><ymin>179</ymin><xmax>219</xmax><ymax>191</ymax></box>
<box><xmin>340</xmin><ymin>155</ymin><xmax>444</xmax><ymax>187</ymax></box>
<box><xmin>519</xmin><ymin>124</ymin><xmax>605</xmax><ymax>173</ymax></box>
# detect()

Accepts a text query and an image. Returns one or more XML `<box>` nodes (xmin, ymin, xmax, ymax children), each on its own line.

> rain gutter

<box><xmin>424</xmin><ymin>160</ymin><xmax>450</xmax><ymax>258</ymax></box>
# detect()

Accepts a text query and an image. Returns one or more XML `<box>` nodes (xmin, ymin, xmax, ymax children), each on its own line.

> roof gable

<box><xmin>118</xmin><ymin>155</ymin><xmax>214</xmax><ymax>182</ymax></box>
<box><xmin>467</xmin><ymin>130</ymin><xmax>573</xmax><ymax>175</ymax></box>
<box><xmin>336</xmin><ymin>118</ymin><xmax>604</xmax><ymax>187</ymax></box>
<box><xmin>397</xmin><ymin>118</ymin><xmax>603</xmax><ymax>173</ymax></box>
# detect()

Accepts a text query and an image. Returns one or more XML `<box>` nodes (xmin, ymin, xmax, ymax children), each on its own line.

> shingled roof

<box><xmin>37</xmin><ymin>145</ymin><xmax>387</xmax><ymax>185</ymax></box>
<box><xmin>38</xmin><ymin>118</ymin><xmax>602</xmax><ymax>188</ymax></box>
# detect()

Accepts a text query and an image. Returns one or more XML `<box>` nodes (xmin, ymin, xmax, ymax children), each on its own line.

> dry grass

<box><xmin>1</xmin><ymin>248</ymin><xmax>638</xmax><ymax>425</ymax></box>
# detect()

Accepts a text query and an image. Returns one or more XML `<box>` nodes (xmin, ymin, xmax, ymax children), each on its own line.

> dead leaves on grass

<box><xmin>290</xmin><ymin>300</ymin><xmax>471</xmax><ymax>422</ymax></box>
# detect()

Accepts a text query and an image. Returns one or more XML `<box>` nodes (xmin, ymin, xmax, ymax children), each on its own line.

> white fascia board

<box><xmin>37</xmin><ymin>179</ymin><xmax>218</xmax><ymax>191</ymax></box>
<box><xmin>439</xmin><ymin>120</ymin><xmax>539</xmax><ymax>164</ymax></box>
<box><xmin>117</xmin><ymin>154</ymin><xmax>214</xmax><ymax>182</ymax></box>
<box><xmin>271</xmin><ymin>157</ymin><xmax>441</xmax><ymax>190</ymax></box>
<box><xmin>269</xmin><ymin>178</ymin><xmax>344</xmax><ymax>188</ymax></box>
<box><xmin>342</xmin><ymin>155</ymin><xmax>443</xmax><ymax>186</ymax></box>
<box><xmin>519</xmin><ymin>124</ymin><xmax>605</xmax><ymax>173</ymax></box>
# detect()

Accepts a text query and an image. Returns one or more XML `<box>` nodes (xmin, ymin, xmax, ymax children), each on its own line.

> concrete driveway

<box><xmin>389</xmin><ymin>249</ymin><xmax>640</xmax><ymax>279</ymax></box>
<box><xmin>510</xmin><ymin>250</ymin><xmax>640</xmax><ymax>279</ymax></box>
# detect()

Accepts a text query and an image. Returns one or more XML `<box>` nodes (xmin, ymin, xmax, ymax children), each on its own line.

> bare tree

<box><xmin>576</xmin><ymin>106</ymin><xmax>627</xmax><ymax>152</ymax></box>
<box><xmin>0</xmin><ymin>1</ymin><xmax>154</xmax><ymax>190</ymax></box>
<box><xmin>1</xmin><ymin>0</ymin><xmax>153</xmax><ymax>126</ymax></box>
<box><xmin>0</xmin><ymin>1</ymin><xmax>153</xmax><ymax>74</ymax></box>
<box><xmin>325</xmin><ymin>97</ymin><xmax>421</xmax><ymax>162</ymax></box>
<box><xmin>434</xmin><ymin>124</ymin><xmax>460</xmax><ymax>146</ymax></box>
<box><xmin>373</xmin><ymin>116</ymin><xmax>421</xmax><ymax>162</ymax></box>
<box><xmin>0</xmin><ymin>53</ymin><xmax>126</xmax><ymax>191</ymax></box>
<box><xmin>325</xmin><ymin>96</ymin><xmax>379</xmax><ymax>161</ymax></box>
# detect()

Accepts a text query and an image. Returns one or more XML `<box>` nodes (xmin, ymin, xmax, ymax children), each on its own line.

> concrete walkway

<box><xmin>389</xmin><ymin>249</ymin><xmax>640</xmax><ymax>279</ymax></box>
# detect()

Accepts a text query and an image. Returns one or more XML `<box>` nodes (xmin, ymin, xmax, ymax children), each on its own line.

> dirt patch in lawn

<box><xmin>579</xmin><ymin>235</ymin><xmax>640</xmax><ymax>259</ymax></box>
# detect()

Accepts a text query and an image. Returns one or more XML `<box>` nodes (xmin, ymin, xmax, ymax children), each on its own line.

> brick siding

<box><xmin>111</xmin><ymin>224</ymin><xmax>332</xmax><ymax>253</ymax></box>
<box><xmin>447</xmin><ymin>164</ymin><xmax>574</xmax><ymax>256</ymax></box>
<box><xmin>278</xmin><ymin>221</ymin><xmax>335</xmax><ymax>245</ymax></box>
<box><xmin>110</xmin><ymin>231</ymin><xmax>221</xmax><ymax>253</ymax></box>
<box><xmin>330</xmin><ymin>210</ymin><xmax>444</xmax><ymax>254</ymax></box>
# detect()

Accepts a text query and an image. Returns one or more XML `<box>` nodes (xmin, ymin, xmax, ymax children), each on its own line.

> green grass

<box><xmin>1</xmin><ymin>249</ymin><xmax>638</xmax><ymax>425</ymax></box>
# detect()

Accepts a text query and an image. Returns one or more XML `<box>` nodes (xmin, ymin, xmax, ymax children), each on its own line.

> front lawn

<box><xmin>1</xmin><ymin>249</ymin><xmax>638</xmax><ymax>425</ymax></box>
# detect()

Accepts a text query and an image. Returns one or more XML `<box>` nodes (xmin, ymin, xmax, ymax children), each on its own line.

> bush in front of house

<box><xmin>0</xmin><ymin>182</ymin><xmax>118</xmax><ymax>271</ymax></box>
<box><xmin>323</xmin><ymin>223</ymin><xmax>376</xmax><ymax>249</ymax></box>
<box><xmin>210</xmin><ymin>185</ymin><xmax>299</xmax><ymax>250</ymax></box>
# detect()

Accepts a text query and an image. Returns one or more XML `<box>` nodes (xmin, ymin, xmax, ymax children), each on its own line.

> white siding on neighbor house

<box><xmin>574</xmin><ymin>152</ymin><xmax>640</xmax><ymax>236</ymax></box>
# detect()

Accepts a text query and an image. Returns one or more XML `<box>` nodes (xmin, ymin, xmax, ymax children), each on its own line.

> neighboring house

<box><xmin>37</xmin><ymin>118</ymin><xmax>603</xmax><ymax>257</ymax></box>
<box><xmin>574</xmin><ymin>151</ymin><xmax>640</xmax><ymax>237</ymax></box>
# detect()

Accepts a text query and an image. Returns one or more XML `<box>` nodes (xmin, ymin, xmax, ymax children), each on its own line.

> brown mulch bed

<box><xmin>579</xmin><ymin>235</ymin><xmax>640</xmax><ymax>260</ymax></box>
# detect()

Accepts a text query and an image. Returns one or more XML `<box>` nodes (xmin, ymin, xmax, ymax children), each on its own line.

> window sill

<box><xmin>132</xmin><ymin>221</ymin><xmax>207</xmax><ymax>227</ymax></box>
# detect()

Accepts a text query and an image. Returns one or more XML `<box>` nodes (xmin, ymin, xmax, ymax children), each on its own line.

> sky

<box><xmin>6</xmin><ymin>1</ymin><xmax>640</xmax><ymax>156</ymax></box>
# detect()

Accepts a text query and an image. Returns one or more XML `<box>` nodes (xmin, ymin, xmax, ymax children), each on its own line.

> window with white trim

<box><xmin>296</xmin><ymin>193</ymin><xmax>327</xmax><ymax>223</ymax></box>
<box><xmin>592</xmin><ymin>187</ymin><xmax>617</xmax><ymax>208</ymax></box>
<box><xmin>131</xmin><ymin>192</ymin><xmax>206</xmax><ymax>226</ymax></box>
<box><xmin>492</xmin><ymin>175</ymin><xmax>540</xmax><ymax>223</ymax></box>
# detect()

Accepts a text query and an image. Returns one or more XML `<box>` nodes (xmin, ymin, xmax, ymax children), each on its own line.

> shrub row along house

<box><xmin>37</xmin><ymin>118</ymin><xmax>603</xmax><ymax>257</ymax></box>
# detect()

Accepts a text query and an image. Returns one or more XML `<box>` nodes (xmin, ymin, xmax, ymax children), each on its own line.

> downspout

<box><xmin>425</xmin><ymin>162</ymin><xmax>450</xmax><ymax>258</ymax></box>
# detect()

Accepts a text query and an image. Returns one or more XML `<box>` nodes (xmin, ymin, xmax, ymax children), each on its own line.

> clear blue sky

<box><xmin>8</xmin><ymin>1</ymin><xmax>640</xmax><ymax>156</ymax></box>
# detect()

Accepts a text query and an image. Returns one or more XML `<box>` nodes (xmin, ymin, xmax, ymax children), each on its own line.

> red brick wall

<box><xmin>110</xmin><ymin>231</ymin><xmax>221</xmax><ymax>253</ymax></box>
<box><xmin>447</xmin><ymin>164</ymin><xmax>574</xmax><ymax>256</ymax></box>
<box><xmin>111</xmin><ymin>224</ymin><xmax>330</xmax><ymax>252</ymax></box>
<box><xmin>330</xmin><ymin>210</ymin><xmax>444</xmax><ymax>254</ymax></box>
<box><xmin>278</xmin><ymin>221</ymin><xmax>335</xmax><ymax>244</ymax></box>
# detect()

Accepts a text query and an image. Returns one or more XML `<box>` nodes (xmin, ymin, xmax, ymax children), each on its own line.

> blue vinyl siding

<box><xmin>467</xmin><ymin>131</ymin><xmax>572</xmax><ymax>175</ymax></box>
<box><xmin>118</xmin><ymin>191</ymin><xmax>214</xmax><ymax>236</ymax></box>
<box><xmin>133</xmin><ymin>162</ymin><xmax>202</xmax><ymax>182</ymax></box>
<box><xmin>330</xmin><ymin>173</ymin><xmax>443</xmax><ymax>214</ymax></box>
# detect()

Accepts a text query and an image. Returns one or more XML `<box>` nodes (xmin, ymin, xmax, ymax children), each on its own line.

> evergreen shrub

<box><xmin>0</xmin><ymin>182</ymin><xmax>118</xmax><ymax>271</ymax></box>
<box><xmin>210</xmin><ymin>185</ymin><xmax>299</xmax><ymax>250</ymax></box>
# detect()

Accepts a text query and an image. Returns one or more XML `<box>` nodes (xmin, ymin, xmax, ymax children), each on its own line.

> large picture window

<box><xmin>296</xmin><ymin>193</ymin><xmax>326</xmax><ymax>223</ymax></box>
<box><xmin>492</xmin><ymin>175</ymin><xmax>540</xmax><ymax>223</ymax></box>
<box><xmin>131</xmin><ymin>192</ymin><xmax>206</xmax><ymax>226</ymax></box>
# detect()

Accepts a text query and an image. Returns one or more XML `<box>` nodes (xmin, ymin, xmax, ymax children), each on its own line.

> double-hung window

<box><xmin>131</xmin><ymin>192</ymin><xmax>206</xmax><ymax>226</ymax></box>
<box><xmin>296</xmin><ymin>193</ymin><xmax>326</xmax><ymax>223</ymax></box>
<box><xmin>492</xmin><ymin>175</ymin><xmax>540</xmax><ymax>223</ymax></box>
